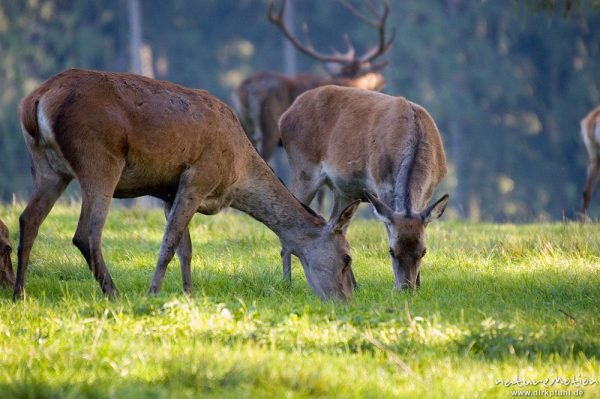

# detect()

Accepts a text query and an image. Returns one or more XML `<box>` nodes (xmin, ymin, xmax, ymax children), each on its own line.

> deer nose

<box><xmin>395</xmin><ymin>276</ymin><xmax>419</xmax><ymax>291</ymax></box>
<box><xmin>396</xmin><ymin>281</ymin><xmax>410</xmax><ymax>291</ymax></box>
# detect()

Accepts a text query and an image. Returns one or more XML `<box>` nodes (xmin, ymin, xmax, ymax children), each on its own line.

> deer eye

<box><xmin>343</xmin><ymin>254</ymin><xmax>352</xmax><ymax>267</ymax></box>
<box><xmin>388</xmin><ymin>248</ymin><xmax>395</xmax><ymax>257</ymax></box>
<box><xmin>419</xmin><ymin>248</ymin><xmax>427</xmax><ymax>258</ymax></box>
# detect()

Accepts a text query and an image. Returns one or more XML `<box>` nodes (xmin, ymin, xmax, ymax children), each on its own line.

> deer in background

<box><xmin>0</xmin><ymin>218</ymin><xmax>14</xmax><ymax>287</ymax></box>
<box><xmin>581</xmin><ymin>105</ymin><xmax>600</xmax><ymax>216</ymax></box>
<box><xmin>233</xmin><ymin>0</ymin><xmax>395</xmax><ymax>163</ymax></box>
<box><xmin>14</xmin><ymin>68</ymin><xmax>360</xmax><ymax>301</ymax></box>
<box><xmin>280</xmin><ymin>86</ymin><xmax>449</xmax><ymax>290</ymax></box>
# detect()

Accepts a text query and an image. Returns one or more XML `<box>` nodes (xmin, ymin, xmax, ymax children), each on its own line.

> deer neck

<box><xmin>231</xmin><ymin>155</ymin><xmax>324</xmax><ymax>252</ymax></box>
<box><xmin>346</xmin><ymin>73</ymin><xmax>385</xmax><ymax>91</ymax></box>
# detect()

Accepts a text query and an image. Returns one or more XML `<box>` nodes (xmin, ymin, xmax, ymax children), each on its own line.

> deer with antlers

<box><xmin>280</xmin><ymin>86</ymin><xmax>449</xmax><ymax>290</ymax></box>
<box><xmin>581</xmin><ymin>105</ymin><xmax>600</xmax><ymax>215</ymax></box>
<box><xmin>14</xmin><ymin>68</ymin><xmax>360</xmax><ymax>301</ymax></box>
<box><xmin>233</xmin><ymin>0</ymin><xmax>395</xmax><ymax>163</ymax></box>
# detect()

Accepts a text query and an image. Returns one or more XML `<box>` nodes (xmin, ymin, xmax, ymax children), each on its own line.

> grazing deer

<box><xmin>233</xmin><ymin>0</ymin><xmax>394</xmax><ymax>162</ymax></box>
<box><xmin>581</xmin><ymin>105</ymin><xmax>600</xmax><ymax>215</ymax></box>
<box><xmin>14</xmin><ymin>68</ymin><xmax>359</xmax><ymax>301</ymax></box>
<box><xmin>0</xmin><ymin>218</ymin><xmax>14</xmax><ymax>287</ymax></box>
<box><xmin>280</xmin><ymin>85</ymin><xmax>449</xmax><ymax>290</ymax></box>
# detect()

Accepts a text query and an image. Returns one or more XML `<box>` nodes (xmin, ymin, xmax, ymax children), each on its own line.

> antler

<box><xmin>268</xmin><ymin>0</ymin><xmax>395</xmax><ymax>72</ymax></box>
<box><xmin>268</xmin><ymin>0</ymin><xmax>356</xmax><ymax>64</ymax></box>
<box><xmin>338</xmin><ymin>0</ymin><xmax>396</xmax><ymax>64</ymax></box>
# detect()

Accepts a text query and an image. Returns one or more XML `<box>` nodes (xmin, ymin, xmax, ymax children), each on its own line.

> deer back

<box><xmin>21</xmin><ymin>68</ymin><xmax>251</xmax><ymax>201</ymax></box>
<box><xmin>280</xmin><ymin>85</ymin><xmax>446</xmax><ymax>211</ymax></box>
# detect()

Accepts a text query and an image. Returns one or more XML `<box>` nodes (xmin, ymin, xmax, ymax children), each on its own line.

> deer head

<box><xmin>297</xmin><ymin>200</ymin><xmax>360</xmax><ymax>301</ymax></box>
<box><xmin>365</xmin><ymin>191</ymin><xmax>449</xmax><ymax>290</ymax></box>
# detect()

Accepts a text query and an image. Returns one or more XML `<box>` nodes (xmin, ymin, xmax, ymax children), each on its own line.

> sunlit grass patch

<box><xmin>0</xmin><ymin>203</ymin><xmax>598</xmax><ymax>398</ymax></box>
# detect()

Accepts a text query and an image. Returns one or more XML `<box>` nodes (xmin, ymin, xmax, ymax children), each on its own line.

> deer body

<box><xmin>0</xmin><ymin>218</ymin><xmax>14</xmax><ymax>287</ymax></box>
<box><xmin>581</xmin><ymin>105</ymin><xmax>600</xmax><ymax>215</ymax></box>
<box><xmin>15</xmin><ymin>68</ymin><xmax>358</xmax><ymax>301</ymax></box>
<box><xmin>280</xmin><ymin>85</ymin><xmax>449</xmax><ymax>290</ymax></box>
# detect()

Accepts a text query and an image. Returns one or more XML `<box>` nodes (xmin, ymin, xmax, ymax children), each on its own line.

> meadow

<box><xmin>0</xmin><ymin>203</ymin><xmax>598</xmax><ymax>398</ymax></box>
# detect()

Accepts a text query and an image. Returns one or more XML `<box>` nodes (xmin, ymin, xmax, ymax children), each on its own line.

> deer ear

<box><xmin>329</xmin><ymin>200</ymin><xmax>360</xmax><ymax>234</ymax></box>
<box><xmin>364</xmin><ymin>190</ymin><xmax>394</xmax><ymax>224</ymax></box>
<box><xmin>421</xmin><ymin>194</ymin><xmax>449</xmax><ymax>224</ymax></box>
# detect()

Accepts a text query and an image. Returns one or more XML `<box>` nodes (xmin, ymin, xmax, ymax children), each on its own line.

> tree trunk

<box><xmin>127</xmin><ymin>0</ymin><xmax>142</xmax><ymax>75</ymax></box>
<box><xmin>126</xmin><ymin>0</ymin><xmax>158</xmax><ymax>207</ymax></box>
<box><xmin>445</xmin><ymin>0</ymin><xmax>466</xmax><ymax>219</ymax></box>
<box><xmin>283</xmin><ymin>0</ymin><xmax>297</xmax><ymax>76</ymax></box>
<box><xmin>273</xmin><ymin>0</ymin><xmax>297</xmax><ymax>185</ymax></box>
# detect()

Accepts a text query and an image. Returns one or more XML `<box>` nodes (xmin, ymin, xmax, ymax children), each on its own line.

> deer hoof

<box><xmin>147</xmin><ymin>286</ymin><xmax>160</xmax><ymax>295</ymax></box>
<box><xmin>13</xmin><ymin>288</ymin><xmax>24</xmax><ymax>302</ymax></box>
<box><xmin>103</xmin><ymin>287</ymin><xmax>118</xmax><ymax>300</ymax></box>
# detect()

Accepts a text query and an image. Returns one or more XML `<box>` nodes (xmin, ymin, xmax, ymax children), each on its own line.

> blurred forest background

<box><xmin>0</xmin><ymin>0</ymin><xmax>599</xmax><ymax>222</ymax></box>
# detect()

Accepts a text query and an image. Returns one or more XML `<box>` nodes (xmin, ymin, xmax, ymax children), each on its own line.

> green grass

<box><xmin>0</xmin><ymin>203</ymin><xmax>599</xmax><ymax>398</ymax></box>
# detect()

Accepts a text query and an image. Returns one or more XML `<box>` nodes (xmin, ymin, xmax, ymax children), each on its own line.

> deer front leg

<box><xmin>70</xmin><ymin>155</ymin><xmax>124</xmax><ymax>299</ymax></box>
<box><xmin>74</xmin><ymin>177</ymin><xmax>124</xmax><ymax>298</ymax></box>
<box><xmin>163</xmin><ymin>201</ymin><xmax>193</xmax><ymax>294</ymax></box>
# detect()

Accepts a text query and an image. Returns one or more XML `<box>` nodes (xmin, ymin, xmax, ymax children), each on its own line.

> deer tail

<box><xmin>19</xmin><ymin>92</ymin><xmax>41</xmax><ymax>143</ymax></box>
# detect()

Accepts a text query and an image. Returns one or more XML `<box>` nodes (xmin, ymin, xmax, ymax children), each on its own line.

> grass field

<box><xmin>0</xmin><ymin>203</ymin><xmax>598</xmax><ymax>398</ymax></box>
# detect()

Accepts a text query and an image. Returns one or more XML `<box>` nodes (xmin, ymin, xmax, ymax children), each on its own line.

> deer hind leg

<box><xmin>74</xmin><ymin>163</ymin><xmax>123</xmax><ymax>298</ymax></box>
<box><xmin>79</xmin><ymin>189</ymin><xmax>117</xmax><ymax>298</ymax></box>
<box><xmin>163</xmin><ymin>201</ymin><xmax>193</xmax><ymax>294</ymax></box>
<box><xmin>148</xmin><ymin>167</ymin><xmax>220</xmax><ymax>294</ymax></box>
<box><xmin>14</xmin><ymin>164</ymin><xmax>69</xmax><ymax>300</ymax></box>
<box><xmin>289</xmin><ymin>165</ymin><xmax>324</xmax><ymax>206</ymax></box>
<box><xmin>72</xmin><ymin>205</ymin><xmax>93</xmax><ymax>268</ymax></box>
<box><xmin>582</xmin><ymin>158</ymin><xmax>600</xmax><ymax>215</ymax></box>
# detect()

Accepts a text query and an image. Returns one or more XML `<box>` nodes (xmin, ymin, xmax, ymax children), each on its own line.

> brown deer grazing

<box><xmin>581</xmin><ymin>105</ymin><xmax>600</xmax><ymax>215</ymax></box>
<box><xmin>233</xmin><ymin>0</ymin><xmax>394</xmax><ymax>162</ymax></box>
<box><xmin>280</xmin><ymin>85</ymin><xmax>449</xmax><ymax>290</ymax></box>
<box><xmin>15</xmin><ymin>68</ymin><xmax>359</xmax><ymax>301</ymax></box>
<box><xmin>0</xmin><ymin>218</ymin><xmax>14</xmax><ymax>287</ymax></box>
